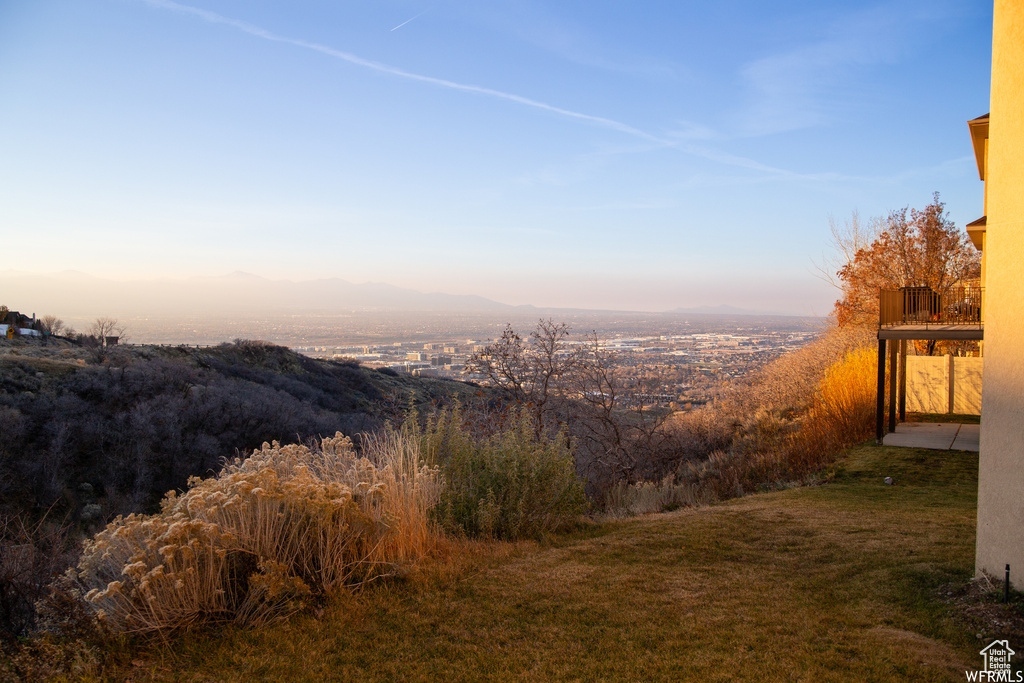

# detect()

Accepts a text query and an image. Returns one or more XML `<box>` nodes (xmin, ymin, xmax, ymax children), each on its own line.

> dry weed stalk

<box><xmin>73</xmin><ymin>432</ymin><xmax>441</xmax><ymax>632</ymax></box>
<box><xmin>602</xmin><ymin>475</ymin><xmax>715</xmax><ymax>517</ymax></box>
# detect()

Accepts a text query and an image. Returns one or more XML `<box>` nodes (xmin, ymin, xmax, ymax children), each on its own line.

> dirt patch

<box><xmin>941</xmin><ymin>575</ymin><xmax>1024</xmax><ymax>646</ymax></box>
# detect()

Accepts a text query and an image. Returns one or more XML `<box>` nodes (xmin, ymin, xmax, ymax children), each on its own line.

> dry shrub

<box><xmin>359</xmin><ymin>429</ymin><xmax>441</xmax><ymax>563</ymax></box>
<box><xmin>662</xmin><ymin>407</ymin><xmax>735</xmax><ymax>463</ymax></box>
<box><xmin>602</xmin><ymin>475</ymin><xmax>716</xmax><ymax>517</ymax></box>
<box><xmin>785</xmin><ymin>345</ymin><xmax>877</xmax><ymax>475</ymax></box>
<box><xmin>736</xmin><ymin>324</ymin><xmax>874</xmax><ymax>416</ymax></box>
<box><xmin>679</xmin><ymin>449</ymin><xmax>748</xmax><ymax>500</ymax></box>
<box><xmin>1</xmin><ymin>575</ymin><xmax>106</xmax><ymax>683</ymax></box>
<box><xmin>0</xmin><ymin>629</ymin><xmax>102</xmax><ymax>683</ymax></box>
<box><xmin>706</xmin><ymin>346</ymin><xmax>874</xmax><ymax>496</ymax></box>
<box><xmin>72</xmin><ymin>433</ymin><xmax>442</xmax><ymax>632</ymax></box>
<box><xmin>694</xmin><ymin>345</ymin><xmax>875</xmax><ymax>497</ymax></box>
<box><xmin>0</xmin><ymin>511</ymin><xmax>77</xmax><ymax>643</ymax></box>
<box><xmin>622</xmin><ymin>330</ymin><xmax>877</xmax><ymax>511</ymax></box>
<box><xmin>0</xmin><ymin>512</ymin><xmax>109</xmax><ymax>682</ymax></box>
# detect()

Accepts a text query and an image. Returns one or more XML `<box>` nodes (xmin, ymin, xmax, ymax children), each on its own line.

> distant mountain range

<box><xmin>668</xmin><ymin>304</ymin><xmax>777</xmax><ymax>316</ymax></box>
<box><xmin>0</xmin><ymin>270</ymin><xmax>524</xmax><ymax>317</ymax></box>
<box><xmin>0</xmin><ymin>270</ymin><xmax>798</xmax><ymax>319</ymax></box>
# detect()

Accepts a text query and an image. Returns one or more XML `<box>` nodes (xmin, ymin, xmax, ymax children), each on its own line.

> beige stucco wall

<box><xmin>976</xmin><ymin>0</ymin><xmax>1024</xmax><ymax>590</ymax></box>
<box><xmin>905</xmin><ymin>356</ymin><xmax>982</xmax><ymax>415</ymax></box>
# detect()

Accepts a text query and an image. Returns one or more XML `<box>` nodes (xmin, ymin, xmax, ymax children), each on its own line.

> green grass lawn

<box><xmin>99</xmin><ymin>444</ymin><xmax>1006</xmax><ymax>682</ymax></box>
<box><xmin>905</xmin><ymin>412</ymin><xmax>981</xmax><ymax>424</ymax></box>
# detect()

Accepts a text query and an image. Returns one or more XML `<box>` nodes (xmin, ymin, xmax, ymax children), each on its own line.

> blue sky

<box><xmin>0</xmin><ymin>0</ymin><xmax>993</xmax><ymax>314</ymax></box>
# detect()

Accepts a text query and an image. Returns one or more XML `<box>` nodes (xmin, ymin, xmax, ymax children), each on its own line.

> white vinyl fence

<box><xmin>906</xmin><ymin>355</ymin><xmax>983</xmax><ymax>415</ymax></box>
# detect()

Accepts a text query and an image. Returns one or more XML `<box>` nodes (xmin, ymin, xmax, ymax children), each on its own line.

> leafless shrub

<box><xmin>470</xmin><ymin>322</ymin><xmax>695</xmax><ymax>496</ymax></box>
<box><xmin>0</xmin><ymin>510</ymin><xmax>78</xmax><ymax>643</ymax></box>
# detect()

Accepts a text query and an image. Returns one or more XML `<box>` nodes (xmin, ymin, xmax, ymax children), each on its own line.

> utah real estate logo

<box><xmin>966</xmin><ymin>639</ymin><xmax>1019</xmax><ymax>681</ymax></box>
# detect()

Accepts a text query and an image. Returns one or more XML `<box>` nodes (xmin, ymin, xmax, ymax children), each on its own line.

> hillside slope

<box><xmin>0</xmin><ymin>338</ymin><xmax>480</xmax><ymax>522</ymax></box>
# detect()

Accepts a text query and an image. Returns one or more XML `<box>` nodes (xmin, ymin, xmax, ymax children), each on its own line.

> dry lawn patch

<box><xmin>96</xmin><ymin>444</ymin><xmax>996</xmax><ymax>682</ymax></box>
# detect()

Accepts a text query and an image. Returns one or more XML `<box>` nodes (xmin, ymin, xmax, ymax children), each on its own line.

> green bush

<box><xmin>412</xmin><ymin>406</ymin><xmax>586</xmax><ymax>540</ymax></box>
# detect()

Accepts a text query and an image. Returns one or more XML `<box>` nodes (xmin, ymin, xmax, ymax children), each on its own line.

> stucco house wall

<box><xmin>975</xmin><ymin>0</ymin><xmax>1024</xmax><ymax>590</ymax></box>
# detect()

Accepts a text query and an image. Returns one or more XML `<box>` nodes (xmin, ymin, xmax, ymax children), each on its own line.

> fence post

<box><xmin>947</xmin><ymin>354</ymin><xmax>955</xmax><ymax>415</ymax></box>
<box><xmin>899</xmin><ymin>340</ymin><xmax>907</xmax><ymax>421</ymax></box>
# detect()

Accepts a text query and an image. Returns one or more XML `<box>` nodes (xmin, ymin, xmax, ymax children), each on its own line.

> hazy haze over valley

<box><xmin>0</xmin><ymin>269</ymin><xmax>817</xmax><ymax>346</ymax></box>
<box><xmin>0</xmin><ymin>1</ymin><xmax>991</xmax><ymax>316</ymax></box>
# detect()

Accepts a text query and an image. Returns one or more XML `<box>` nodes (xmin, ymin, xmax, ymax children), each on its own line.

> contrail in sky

<box><xmin>391</xmin><ymin>10</ymin><xmax>428</xmax><ymax>31</ymax></box>
<box><xmin>141</xmin><ymin>0</ymin><xmax>662</xmax><ymax>142</ymax></box>
<box><xmin>139</xmin><ymin>0</ymin><xmax>801</xmax><ymax>178</ymax></box>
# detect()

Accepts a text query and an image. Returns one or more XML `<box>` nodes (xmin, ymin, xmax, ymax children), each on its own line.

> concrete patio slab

<box><xmin>882</xmin><ymin>422</ymin><xmax>980</xmax><ymax>452</ymax></box>
<box><xmin>951</xmin><ymin>423</ymin><xmax>980</xmax><ymax>452</ymax></box>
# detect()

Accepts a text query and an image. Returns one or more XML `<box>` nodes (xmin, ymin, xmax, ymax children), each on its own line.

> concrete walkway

<box><xmin>882</xmin><ymin>422</ymin><xmax>980</xmax><ymax>452</ymax></box>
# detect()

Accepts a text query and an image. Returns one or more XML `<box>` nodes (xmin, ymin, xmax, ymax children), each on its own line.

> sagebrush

<box><xmin>413</xmin><ymin>406</ymin><xmax>586</xmax><ymax>540</ymax></box>
<box><xmin>73</xmin><ymin>433</ymin><xmax>441</xmax><ymax>632</ymax></box>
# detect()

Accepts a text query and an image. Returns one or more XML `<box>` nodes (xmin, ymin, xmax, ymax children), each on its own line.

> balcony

<box><xmin>878</xmin><ymin>286</ymin><xmax>983</xmax><ymax>341</ymax></box>
<box><xmin>875</xmin><ymin>285</ymin><xmax>983</xmax><ymax>442</ymax></box>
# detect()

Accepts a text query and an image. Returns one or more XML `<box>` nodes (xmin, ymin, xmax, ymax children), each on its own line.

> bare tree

<box><xmin>569</xmin><ymin>342</ymin><xmax>687</xmax><ymax>489</ymax></box>
<box><xmin>527</xmin><ymin>319</ymin><xmax>577</xmax><ymax>429</ymax></box>
<box><xmin>570</xmin><ymin>333</ymin><xmax>633</xmax><ymax>482</ymax></box>
<box><xmin>814</xmin><ymin>210</ymin><xmax>877</xmax><ymax>292</ymax></box>
<box><xmin>469</xmin><ymin>319</ymin><xmax>578</xmax><ymax>435</ymax></box>
<box><xmin>38</xmin><ymin>315</ymin><xmax>65</xmax><ymax>336</ymax></box>
<box><xmin>89</xmin><ymin>317</ymin><xmax>126</xmax><ymax>346</ymax></box>
<box><xmin>471</xmin><ymin>322</ymin><xmax>688</xmax><ymax>492</ymax></box>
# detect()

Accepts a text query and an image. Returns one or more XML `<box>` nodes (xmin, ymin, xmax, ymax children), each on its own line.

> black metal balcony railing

<box><xmin>879</xmin><ymin>286</ymin><xmax>983</xmax><ymax>327</ymax></box>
